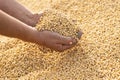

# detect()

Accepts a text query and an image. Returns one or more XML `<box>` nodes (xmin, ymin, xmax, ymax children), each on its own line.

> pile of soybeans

<box><xmin>0</xmin><ymin>0</ymin><xmax>120</xmax><ymax>80</ymax></box>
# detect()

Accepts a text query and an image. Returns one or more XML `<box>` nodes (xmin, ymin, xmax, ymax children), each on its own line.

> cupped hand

<box><xmin>33</xmin><ymin>30</ymin><xmax>82</xmax><ymax>52</ymax></box>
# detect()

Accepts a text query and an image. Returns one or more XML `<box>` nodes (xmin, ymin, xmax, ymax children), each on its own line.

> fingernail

<box><xmin>69</xmin><ymin>42</ymin><xmax>73</xmax><ymax>45</ymax></box>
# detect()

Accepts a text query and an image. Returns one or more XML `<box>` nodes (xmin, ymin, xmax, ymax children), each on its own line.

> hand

<box><xmin>28</xmin><ymin>12</ymin><xmax>43</xmax><ymax>27</ymax></box>
<box><xmin>0</xmin><ymin>0</ymin><xmax>43</xmax><ymax>27</ymax></box>
<box><xmin>33</xmin><ymin>31</ymin><xmax>81</xmax><ymax>52</ymax></box>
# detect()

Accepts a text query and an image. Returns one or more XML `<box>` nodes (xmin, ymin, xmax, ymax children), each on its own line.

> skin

<box><xmin>0</xmin><ymin>0</ymin><xmax>82</xmax><ymax>52</ymax></box>
<box><xmin>0</xmin><ymin>0</ymin><xmax>41</xmax><ymax>27</ymax></box>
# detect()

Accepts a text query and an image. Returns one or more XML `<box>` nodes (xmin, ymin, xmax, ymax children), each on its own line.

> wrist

<box><xmin>29</xmin><ymin>29</ymin><xmax>44</xmax><ymax>45</ymax></box>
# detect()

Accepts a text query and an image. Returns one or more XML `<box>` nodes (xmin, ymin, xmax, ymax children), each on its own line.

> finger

<box><xmin>62</xmin><ymin>43</ymin><xmax>76</xmax><ymax>51</ymax></box>
<box><xmin>38</xmin><ymin>11</ymin><xmax>44</xmax><ymax>18</ymax></box>
<box><xmin>55</xmin><ymin>42</ymin><xmax>76</xmax><ymax>52</ymax></box>
<box><xmin>34</xmin><ymin>12</ymin><xmax>44</xmax><ymax>24</ymax></box>
<box><xmin>44</xmin><ymin>42</ymin><xmax>63</xmax><ymax>52</ymax></box>
<box><xmin>58</xmin><ymin>36</ymin><xmax>77</xmax><ymax>45</ymax></box>
<box><xmin>34</xmin><ymin>13</ymin><xmax>43</xmax><ymax>21</ymax></box>
<box><xmin>50</xmin><ymin>44</ymin><xmax>64</xmax><ymax>52</ymax></box>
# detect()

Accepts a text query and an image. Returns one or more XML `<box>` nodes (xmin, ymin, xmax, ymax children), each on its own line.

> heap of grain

<box><xmin>36</xmin><ymin>9</ymin><xmax>80</xmax><ymax>39</ymax></box>
<box><xmin>0</xmin><ymin>9</ymin><xmax>82</xmax><ymax>79</ymax></box>
<box><xmin>35</xmin><ymin>9</ymin><xmax>81</xmax><ymax>52</ymax></box>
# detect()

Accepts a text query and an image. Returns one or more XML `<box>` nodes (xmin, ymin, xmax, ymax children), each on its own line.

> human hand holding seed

<box><xmin>33</xmin><ymin>30</ymin><xmax>80</xmax><ymax>52</ymax></box>
<box><xmin>0</xmin><ymin>0</ymin><xmax>83</xmax><ymax>52</ymax></box>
